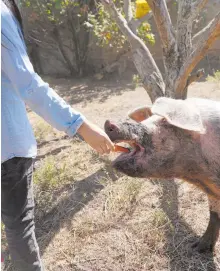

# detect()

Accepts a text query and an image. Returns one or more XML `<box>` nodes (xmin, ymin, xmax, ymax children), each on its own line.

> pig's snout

<box><xmin>104</xmin><ymin>120</ymin><xmax>120</xmax><ymax>141</ymax></box>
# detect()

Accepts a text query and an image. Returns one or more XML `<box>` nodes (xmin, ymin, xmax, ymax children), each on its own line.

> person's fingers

<box><xmin>102</xmin><ymin>143</ymin><xmax>111</xmax><ymax>154</ymax></box>
<box><xmin>100</xmin><ymin>140</ymin><xmax>109</xmax><ymax>154</ymax></box>
<box><xmin>104</xmin><ymin>137</ymin><xmax>114</xmax><ymax>151</ymax></box>
<box><xmin>96</xmin><ymin>146</ymin><xmax>104</xmax><ymax>155</ymax></box>
<box><xmin>105</xmin><ymin>146</ymin><xmax>111</xmax><ymax>154</ymax></box>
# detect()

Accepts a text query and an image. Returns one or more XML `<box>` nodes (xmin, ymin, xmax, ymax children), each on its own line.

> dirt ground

<box><xmin>2</xmin><ymin>75</ymin><xmax>220</xmax><ymax>271</ymax></box>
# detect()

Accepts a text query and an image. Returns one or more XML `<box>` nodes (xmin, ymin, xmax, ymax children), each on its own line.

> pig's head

<box><xmin>104</xmin><ymin>97</ymin><xmax>205</xmax><ymax>179</ymax></box>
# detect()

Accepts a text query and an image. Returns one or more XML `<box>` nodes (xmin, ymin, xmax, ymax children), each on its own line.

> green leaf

<box><xmin>146</xmin><ymin>33</ymin><xmax>155</xmax><ymax>45</ymax></box>
<box><xmin>25</xmin><ymin>1</ymin><xmax>31</xmax><ymax>7</ymax></box>
<box><xmin>55</xmin><ymin>0</ymin><xmax>61</xmax><ymax>9</ymax></box>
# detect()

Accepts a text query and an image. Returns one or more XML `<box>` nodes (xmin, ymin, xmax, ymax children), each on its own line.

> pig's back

<box><xmin>188</xmin><ymin>98</ymin><xmax>220</xmax><ymax>130</ymax></box>
<box><xmin>188</xmin><ymin>98</ymin><xmax>220</xmax><ymax>172</ymax></box>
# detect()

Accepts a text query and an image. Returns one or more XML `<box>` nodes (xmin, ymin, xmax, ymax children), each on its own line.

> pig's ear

<box><xmin>152</xmin><ymin>97</ymin><xmax>205</xmax><ymax>133</ymax></box>
<box><xmin>128</xmin><ymin>106</ymin><xmax>152</xmax><ymax>123</ymax></box>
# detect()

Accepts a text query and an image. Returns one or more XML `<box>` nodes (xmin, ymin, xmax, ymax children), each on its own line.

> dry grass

<box><xmin>132</xmin><ymin>74</ymin><xmax>142</xmax><ymax>88</ymax></box>
<box><xmin>34</xmin><ymin>120</ymin><xmax>55</xmax><ymax>142</ymax></box>
<box><xmin>29</xmin><ymin>112</ymin><xmax>63</xmax><ymax>143</ymax></box>
<box><xmin>207</xmin><ymin>70</ymin><xmax>220</xmax><ymax>86</ymax></box>
<box><xmin>2</xmin><ymin>78</ymin><xmax>220</xmax><ymax>271</ymax></box>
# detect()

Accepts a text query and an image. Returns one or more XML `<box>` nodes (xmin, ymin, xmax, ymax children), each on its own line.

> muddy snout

<box><xmin>104</xmin><ymin>120</ymin><xmax>121</xmax><ymax>142</ymax></box>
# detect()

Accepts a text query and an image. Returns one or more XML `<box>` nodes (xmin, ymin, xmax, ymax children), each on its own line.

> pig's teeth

<box><xmin>114</xmin><ymin>145</ymin><xmax>130</xmax><ymax>153</ymax></box>
<box><xmin>114</xmin><ymin>140</ymin><xmax>144</xmax><ymax>155</ymax></box>
<box><xmin>117</xmin><ymin>142</ymin><xmax>130</xmax><ymax>149</ymax></box>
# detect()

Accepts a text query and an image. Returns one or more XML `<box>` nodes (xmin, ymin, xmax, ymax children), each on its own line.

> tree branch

<box><xmin>147</xmin><ymin>0</ymin><xmax>175</xmax><ymax>53</ymax></box>
<box><xmin>132</xmin><ymin>12</ymin><xmax>153</xmax><ymax>30</ymax></box>
<box><xmin>128</xmin><ymin>12</ymin><xmax>153</xmax><ymax>34</ymax></box>
<box><xmin>175</xmin><ymin>12</ymin><xmax>220</xmax><ymax>98</ymax></box>
<box><xmin>192</xmin><ymin>0</ymin><xmax>208</xmax><ymax>18</ymax></box>
<box><xmin>176</xmin><ymin>0</ymin><xmax>207</xmax><ymax>66</ymax></box>
<box><xmin>146</xmin><ymin>0</ymin><xmax>177</xmax><ymax>95</ymax></box>
<box><xmin>123</xmin><ymin>0</ymin><xmax>133</xmax><ymax>22</ymax></box>
<box><xmin>127</xmin><ymin>0</ymin><xmax>172</xmax><ymax>34</ymax></box>
<box><xmin>181</xmin><ymin>68</ymin><xmax>205</xmax><ymax>99</ymax></box>
<box><xmin>187</xmin><ymin>69</ymin><xmax>205</xmax><ymax>86</ymax></box>
<box><xmin>176</xmin><ymin>0</ymin><xmax>193</xmax><ymax>64</ymax></box>
<box><xmin>192</xmin><ymin>27</ymin><xmax>205</xmax><ymax>44</ymax></box>
<box><xmin>101</xmin><ymin>0</ymin><xmax>165</xmax><ymax>102</ymax></box>
<box><xmin>192</xmin><ymin>9</ymin><xmax>217</xmax><ymax>44</ymax></box>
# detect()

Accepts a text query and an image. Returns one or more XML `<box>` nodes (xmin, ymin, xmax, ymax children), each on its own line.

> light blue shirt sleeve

<box><xmin>1</xmin><ymin>2</ymin><xmax>86</xmax><ymax>137</ymax></box>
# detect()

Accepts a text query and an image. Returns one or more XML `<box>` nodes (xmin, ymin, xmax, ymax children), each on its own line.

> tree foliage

<box><xmin>21</xmin><ymin>0</ymin><xmax>156</xmax><ymax>76</ymax></box>
<box><xmin>21</xmin><ymin>0</ymin><xmax>95</xmax><ymax>76</ymax></box>
<box><xmin>88</xmin><ymin>1</ymin><xmax>155</xmax><ymax>52</ymax></box>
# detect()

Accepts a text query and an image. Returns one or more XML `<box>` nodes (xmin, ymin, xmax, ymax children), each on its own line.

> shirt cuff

<box><xmin>66</xmin><ymin>114</ymin><xmax>86</xmax><ymax>137</ymax></box>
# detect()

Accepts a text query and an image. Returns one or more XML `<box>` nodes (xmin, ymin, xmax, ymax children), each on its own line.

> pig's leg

<box><xmin>192</xmin><ymin>197</ymin><xmax>220</xmax><ymax>253</ymax></box>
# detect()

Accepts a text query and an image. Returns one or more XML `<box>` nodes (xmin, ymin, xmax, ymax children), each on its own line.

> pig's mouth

<box><xmin>104</xmin><ymin>119</ymin><xmax>146</xmax><ymax>166</ymax></box>
<box><xmin>114</xmin><ymin>140</ymin><xmax>145</xmax><ymax>161</ymax></box>
<box><xmin>104</xmin><ymin>120</ymin><xmax>149</xmax><ymax>177</ymax></box>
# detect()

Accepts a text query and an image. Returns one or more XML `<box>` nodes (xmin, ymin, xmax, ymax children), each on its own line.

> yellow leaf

<box><xmin>135</xmin><ymin>0</ymin><xmax>151</xmax><ymax>19</ymax></box>
<box><xmin>143</xmin><ymin>22</ymin><xmax>151</xmax><ymax>31</ymax></box>
<box><xmin>106</xmin><ymin>32</ymin><xmax>111</xmax><ymax>40</ymax></box>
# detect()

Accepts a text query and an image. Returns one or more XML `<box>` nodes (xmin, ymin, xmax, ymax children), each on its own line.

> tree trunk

<box><xmin>101</xmin><ymin>0</ymin><xmax>220</xmax><ymax>101</ymax></box>
<box><xmin>66</xmin><ymin>5</ymin><xmax>91</xmax><ymax>77</ymax></box>
<box><xmin>29</xmin><ymin>42</ymin><xmax>43</xmax><ymax>75</ymax></box>
<box><xmin>52</xmin><ymin>26</ymin><xmax>77</xmax><ymax>76</ymax></box>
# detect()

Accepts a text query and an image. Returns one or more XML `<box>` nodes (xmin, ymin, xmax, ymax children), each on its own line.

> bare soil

<box><xmin>2</xmin><ymin>76</ymin><xmax>220</xmax><ymax>271</ymax></box>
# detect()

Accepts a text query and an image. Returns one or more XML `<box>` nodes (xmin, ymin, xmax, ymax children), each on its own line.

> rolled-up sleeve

<box><xmin>1</xmin><ymin>4</ymin><xmax>86</xmax><ymax>137</ymax></box>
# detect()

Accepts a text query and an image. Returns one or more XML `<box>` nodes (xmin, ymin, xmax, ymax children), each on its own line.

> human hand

<box><xmin>77</xmin><ymin>120</ymin><xmax>114</xmax><ymax>155</ymax></box>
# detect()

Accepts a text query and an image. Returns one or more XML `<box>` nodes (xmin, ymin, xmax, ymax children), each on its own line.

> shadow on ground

<box><xmin>45</xmin><ymin>76</ymin><xmax>136</xmax><ymax>106</ymax></box>
<box><xmin>35</xmin><ymin>165</ymin><xmax>119</xmax><ymax>255</ymax></box>
<box><xmin>33</xmin><ymin>165</ymin><xmax>218</xmax><ymax>271</ymax></box>
<box><xmin>2</xmin><ymin>166</ymin><xmax>119</xmax><ymax>271</ymax></box>
<box><xmin>155</xmin><ymin>180</ymin><xmax>217</xmax><ymax>271</ymax></box>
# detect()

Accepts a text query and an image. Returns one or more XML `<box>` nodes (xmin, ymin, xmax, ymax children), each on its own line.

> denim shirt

<box><xmin>1</xmin><ymin>2</ymin><xmax>86</xmax><ymax>163</ymax></box>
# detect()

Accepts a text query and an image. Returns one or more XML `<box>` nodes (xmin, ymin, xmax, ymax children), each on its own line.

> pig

<box><xmin>104</xmin><ymin>97</ymin><xmax>220</xmax><ymax>253</ymax></box>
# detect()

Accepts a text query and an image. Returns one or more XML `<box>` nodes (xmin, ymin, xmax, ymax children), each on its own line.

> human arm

<box><xmin>1</xmin><ymin>2</ymin><xmax>114</xmax><ymax>154</ymax></box>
